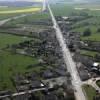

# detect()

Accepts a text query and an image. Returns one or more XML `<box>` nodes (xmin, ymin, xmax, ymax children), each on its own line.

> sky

<box><xmin>0</xmin><ymin>0</ymin><xmax>43</xmax><ymax>2</ymax></box>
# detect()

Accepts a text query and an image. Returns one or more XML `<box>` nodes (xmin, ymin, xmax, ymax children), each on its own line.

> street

<box><xmin>48</xmin><ymin>4</ymin><xmax>86</xmax><ymax>100</ymax></box>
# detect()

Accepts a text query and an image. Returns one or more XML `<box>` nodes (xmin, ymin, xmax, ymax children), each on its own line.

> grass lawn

<box><xmin>0</xmin><ymin>51</ymin><xmax>39</xmax><ymax>91</ymax></box>
<box><xmin>83</xmin><ymin>85</ymin><xmax>97</xmax><ymax>100</ymax></box>
<box><xmin>0</xmin><ymin>33</ymin><xmax>32</xmax><ymax>49</ymax></box>
<box><xmin>80</xmin><ymin>50</ymin><xmax>99</xmax><ymax>57</ymax></box>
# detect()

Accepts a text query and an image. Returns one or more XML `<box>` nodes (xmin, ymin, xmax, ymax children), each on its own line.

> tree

<box><xmin>83</xmin><ymin>28</ymin><xmax>91</xmax><ymax>36</ymax></box>
<box><xmin>97</xmin><ymin>28</ymin><xmax>100</xmax><ymax>32</ymax></box>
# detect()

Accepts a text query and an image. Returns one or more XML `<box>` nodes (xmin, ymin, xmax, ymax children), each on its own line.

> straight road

<box><xmin>0</xmin><ymin>88</ymin><xmax>46</xmax><ymax>99</ymax></box>
<box><xmin>48</xmin><ymin>4</ymin><xmax>86</xmax><ymax>100</ymax></box>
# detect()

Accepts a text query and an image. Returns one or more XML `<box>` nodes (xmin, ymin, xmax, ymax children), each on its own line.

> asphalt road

<box><xmin>48</xmin><ymin>4</ymin><xmax>87</xmax><ymax>100</ymax></box>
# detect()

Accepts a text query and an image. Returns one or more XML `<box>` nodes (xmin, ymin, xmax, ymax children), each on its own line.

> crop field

<box><xmin>0</xmin><ymin>6</ymin><xmax>38</xmax><ymax>11</ymax></box>
<box><xmin>0</xmin><ymin>7</ymin><xmax>41</xmax><ymax>14</ymax></box>
<box><xmin>0</xmin><ymin>6</ymin><xmax>41</xmax><ymax>20</ymax></box>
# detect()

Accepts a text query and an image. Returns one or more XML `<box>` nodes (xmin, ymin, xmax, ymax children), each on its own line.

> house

<box><xmin>29</xmin><ymin>80</ymin><xmax>45</xmax><ymax>89</ymax></box>
<box><xmin>16</xmin><ymin>85</ymin><xmax>29</xmax><ymax>92</ymax></box>
<box><xmin>94</xmin><ymin>95</ymin><xmax>100</xmax><ymax>100</ymax></box>
<box><xmin>42</xmin><ymin>77</ymin><xmax>67</xmax><ymax>89</ymax></box>
<box><xmin>0</xmin><ymin>90</ymin><xmax>12</xmax><ymax>96</ymax></box>
<box><xmin>26</xmin><ymin>72</ymin><xmax>38</xmax><ymax>81</ymax></box>
<box><xmin>79</xmin><ymin>70</ymin><xmax>89</xmax><ymax>81</ymax></box>
<box><xmin>53</xmin><ymin>68</ymin><xmax>67</xmax><ymax>76</ymax></box>
<box><xmin>42</xmin><ymin>70</ymin><xmax>56</xmax><ymax>79</ymax></box>
<box><xmin>44</xmin><ymin>93</ymin><xmax>58</xmax><ymax>100</ymax></box>
<box><xmin>14</xmin><ymin>93</ymin><xmax>31</xmax><ymax>100</ymax></box>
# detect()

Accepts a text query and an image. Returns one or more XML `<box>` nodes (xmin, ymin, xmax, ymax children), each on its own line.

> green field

<box><xmin>80</xmin><ymin>50</ymin><xmax>99</xmax><ymax>57</ymax></box>
<box><xmin>0</xmin><ymin>6</ymin><xmax>50</xmax><ymax>91</ymax></box>
<box><xmin>0</xmin><ymin>33</ymin><xmax>41</xmax><ymax>91</ymax></box>
<box><xmin>0</xmin><ymin>8</ymin><xmax>40</xmax><ymax>14</ymax></box>
<box><xmin>0</xmin><ymin>6</ymin><xmax>41</xmax><ymax>20</ymax></box>
<box><xmin>0</xmin><ymin>33</ymin><xmax>32</xmax><ymax>49</ymax></box>
<box><xmin>51</xmin><ymin>3</ymin><xmax>74</xmax><ymax>16</ymax></box>
<box><xmin>74</xmin><ymin>4</ymin><xmax>100</xmax><ymax>16</ymax></box>
<box><xmin>0</xmin><ymin>51</ymin><xmax>38</xmax><ymax>91</ymax></box>
<box><xmin>0</xmin><ymin>6</ymin><xmax>38</xmax><ymax>11</ymax></box>
<box><xmin>72</xmin><ymin>26</ymin><xmax>100</xmax><ymax>41</ymax></box>
<box><xmin>70</xmin><ymin>4</ymin><xmax>100</xmax><ymax>42</ymax></box>
<box><xmin>71</xmin><ymin>15</ymin><xmax>100</xmax><ymax>41</ymax></box>
<box><xmin>50</xmin><ymin>3</ymin><xmax>100</xmax><ymax>17</ymax></box>
<box><xmin>72</xmin><ymin>25</ymin><xmax>100</xmax><ymax>41</ymax></box>
<box><xmin>5</xmin><ymin>12</ymin><xmax>50</xmax><ymax>26</ymax></box>
<box><xmin>81</xmin><ymin>33</ymin><xmax>100</xmax><ymax>41</ymax></box>
<box><xmin>74</xmin><ymin>4</ymin><xmax>100</xmax><ymax>10</ymax></box>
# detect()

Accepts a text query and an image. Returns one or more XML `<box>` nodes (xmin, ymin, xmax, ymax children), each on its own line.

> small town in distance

<box><xmin>0</xmin><ymin>0</ymin><xmax>100</xmax><ymax>100</ymax></box>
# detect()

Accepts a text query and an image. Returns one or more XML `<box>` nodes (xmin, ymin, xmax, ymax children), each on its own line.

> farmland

<box><xmin>0</xmin><ymin>51</ymin><xmax>38</xmax><ymax>91</ymax></box>
<box><xmin>0</xmin><ymin>2</ymin><xmax>100</xmax><ymax>97</ymax></box>
<box><xmin>0</xmin><ymin>7</ymin><xmax>41</xmax><ymax>14</ymax></box>
<box><xmin>0</xmin><ymin>33</ymin><xmax>32</xmax><ymax>48</ymax></box>
<box><xmin>0</xmin><ymin>4</ymin><xmax>48</xmax><ymax>91</ymax></box>
<box><xmin>0</xmin><ymin>33</ymin><xmax>40</xmax><ymax>91</ymax></box>
<box><xmin>80</xmin><ymin>50</ymin><xmax>99</xmax><ymax>57</ymax></box>
<box><xmin>70</xmin><ymin>9</ymin><xmax>100</xmax><ymax>41</ymax></box>
<box><xmin>0</xmin><ymin>6</ymin><xmax>41</xmax><ymax>20</ymax></box>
